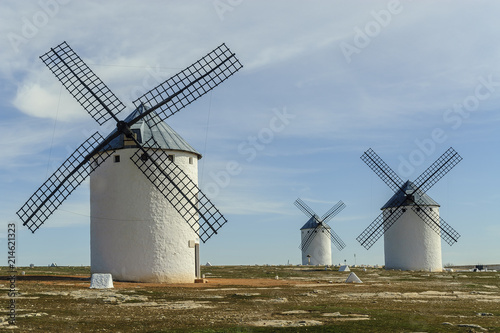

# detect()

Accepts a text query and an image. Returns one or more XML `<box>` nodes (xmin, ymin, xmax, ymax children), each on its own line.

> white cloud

<box><xmin>12</xmin><ymin>80</ymin><xmax>87</xmax><ymax>121</ymax></box>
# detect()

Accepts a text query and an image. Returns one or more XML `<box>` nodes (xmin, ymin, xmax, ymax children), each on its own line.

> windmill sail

<box><xmin>17</xmin><ymin>132</ymin><xmax>114</xmax><ymax>232</ymax></box>
<box><xmin>131</xmin><ymin>43</ymin><xmax>243</xmax><ymax>128</ymax></box>
<box><xmin>130</xmin><ymin>138</ymin><xmax>227</xmax><ymax>243</ymax></box>
<box><xmin>360</xmin><ymin>148</ymin><xmax>405</xmax><ymax>193</ymax></box>
<box><xmin>321</xmin><ymin>201</ymin><xmax>346</xmax><ymax>224</ymax></box>
<box><xmin>356</xmin><ymin>207</ymin><xmax>406</xmax><ymax>250</ymax></box>
<box><xmin>411</xmin><ymin>206</ymin><xmax>460</xmax><ymax>245</ymax></box>
<box><xmin>294</xmin><ymin>198</ymin><xmax>317</xmax><ymax>219</ymax></box>
<box><xmin>412</xmin><ymin>147</ymin><xmax>462</xmax><ymax>193</ymax></box>
<box><xmin>40</xmin><ymin>41</ymin><xmax>125</xmax><ymax>124</ymax></box>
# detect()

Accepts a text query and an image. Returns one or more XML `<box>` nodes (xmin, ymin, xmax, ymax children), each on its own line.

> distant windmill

<box><xmin>357</xmin><ymin>148</ymin><xmax>462</xmax><ymax>271</ymax></box>
<box><xmin>294</xmin><ymin>198</ymin><xmax>346</xmax><ymax>265</ymax></box>
<box><xmin>16</xmin><ymin>41</ymin><xmax>242</xmax><ymax>282</ymax></box>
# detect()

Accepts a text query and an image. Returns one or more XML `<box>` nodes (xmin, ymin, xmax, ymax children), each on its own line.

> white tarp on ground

<box><xmin>345</xmin><ymin>272</ymin><xmax>362</xmax><ymax>283</ymax></box>
<box><xmin>338</xmin><ymin>265</ymin><xmax>350</xmax><ymax>272</ymax></box>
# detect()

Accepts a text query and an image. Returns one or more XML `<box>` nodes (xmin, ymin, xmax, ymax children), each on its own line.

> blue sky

<box><xmin>1</xmin><ymin>0</ymin><xmax>499</xmax><ymax>267</ymax></box>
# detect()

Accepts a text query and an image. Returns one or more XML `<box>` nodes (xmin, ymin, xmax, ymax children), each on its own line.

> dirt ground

<box><xmin>2</xmin><ymin>265</ymin><xmax>500</xmax><ymax>332</ymax></box>
<box><xmin>117</xmin><ymin>278</ymin><xmax>300</xmax><ymax>288</ymax></box>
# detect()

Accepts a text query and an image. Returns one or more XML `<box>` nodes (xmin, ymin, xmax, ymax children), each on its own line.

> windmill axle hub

<box><xmin>117</xmin><ymin>121</ymin><xmax>134</xmax><ymax>138</ymax></box>
<box><xmin>405</xmin><ymin>194</ymin><xmax>415</xmax><ymax>202</ymax></box>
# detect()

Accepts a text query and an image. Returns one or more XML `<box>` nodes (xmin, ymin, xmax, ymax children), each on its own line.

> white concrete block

<box><xmin>90</xmin><ymin>273</ymin><xmax>114</xmax><ymax>289</ymax></box>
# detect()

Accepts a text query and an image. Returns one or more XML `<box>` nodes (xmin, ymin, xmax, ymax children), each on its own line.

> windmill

<box><xmin>16</xmin><ymin>41</ymin><xmax>242</xmax><ymax>282</ymax></box>
<box><xmin>294</xmin><ymin>198</ymin><xmax>346</xmax><ymax>265</ymax></box>
<box><xmin>357</xmin><ymin>148</ymin><xmax>462</xmax><ymax>271</ymax></box>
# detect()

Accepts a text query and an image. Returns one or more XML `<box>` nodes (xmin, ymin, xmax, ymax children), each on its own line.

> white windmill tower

<box><xmin>90</xmin><ymin>106</ymin><xmax>203</xmax><ymax>282</ymax></box>
<box><xmin>16</xmin><ymin>41</ymin><xmax>242</xmax><ymax>282</ymax></box>
<box><xmin>294</xmin><ymin>198</ymin><xmax>346</xmax><ymax>266</ymax></box>
<box><xmin>357</xmin><ymin>148</ymin><xmax>462</xmax><ymax>272</ymax></box>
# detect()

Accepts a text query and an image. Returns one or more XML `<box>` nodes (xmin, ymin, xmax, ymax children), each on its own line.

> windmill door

<box><xmin>195</xmin><ymin>243</ymin><xmax>200</xmax><ymax>279</ymax></box>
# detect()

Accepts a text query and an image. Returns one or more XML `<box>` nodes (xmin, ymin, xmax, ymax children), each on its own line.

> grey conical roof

<box><xmin>102</xmin><ymin>105</ymin><xmax>201</xmax><ymax>158</ymax></box>
<box><xmin>381</xmin><ymin>180</ymin><xmax>439</xmax><ymax>210</ymax></box>
<box><xmin>300</xmin><ymin>215</ymin><xmax>331</xmax><ymax>230</ymax></box>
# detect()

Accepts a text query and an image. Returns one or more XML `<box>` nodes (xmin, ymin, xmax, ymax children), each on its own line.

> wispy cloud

<box><xmin>12</xmin><ymin>79</ymin><xmax>87</xmax><ymax>121</ymax></box>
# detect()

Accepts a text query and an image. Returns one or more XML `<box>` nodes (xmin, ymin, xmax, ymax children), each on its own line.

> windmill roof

<box><xmin>300</xmin><ymin>215</ymin><xmax>331</xmax><ymax>230</ymax></box>
<box><xmin>381</xmin><ymin>180</ymin><xmax>439</xmax><ymax>209</ymax></box>
<box><xmin>102</xmin><ymin>105</ymin><xmax>201</xmax><ymax>158</ymax></box>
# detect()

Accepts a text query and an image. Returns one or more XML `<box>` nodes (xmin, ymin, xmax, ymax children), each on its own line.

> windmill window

<box><xmin>168</xmin><ymin>155</ymin><xmax>175</xmax><ymax>163</ymax></box>
<box><xmin>189</xmin><ymin>157</ymin><xmax>193</xmax><ymax>164</ymax></box>
<box><xmin>114</xmin><ymin>155</ymin><xmax>120</xmax><ymax>163</ymax></box>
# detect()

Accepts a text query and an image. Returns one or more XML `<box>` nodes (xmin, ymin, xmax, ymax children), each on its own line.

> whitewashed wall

<box><xmin>384</xmin><ymin>206</ymin><xmax>442</xmax><ymax>271</ymax></box>
<box><xmin>301</xmin><ymin>226</ymin><xmax>332</xmax><ymax>265</ymax></box>
<box><xmin>90</xmin><ymin>148</ymin><xmax>199</xmax><ymax>283</ymax></box>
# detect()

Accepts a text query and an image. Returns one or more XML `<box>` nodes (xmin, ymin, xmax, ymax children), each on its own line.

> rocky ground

<box><xmin>1</xmin><ymin>265</ymin><xmax>499</xmax><ymax>332</ymax></box>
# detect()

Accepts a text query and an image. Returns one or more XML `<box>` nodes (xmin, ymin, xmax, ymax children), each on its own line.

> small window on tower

<box><xmin>189</xmin><ymin>157</ymin><xmax>193</xmax><ymax>164</ymax></box>
<box><xmin>168</xmin><ymin>155</ymin><xmax>175</xmax><ymax>163</ymax></box>
<box><xmin>114</xmin><ymin>155</ymin><xmax>120</xmax><ymax>163</ymax></box>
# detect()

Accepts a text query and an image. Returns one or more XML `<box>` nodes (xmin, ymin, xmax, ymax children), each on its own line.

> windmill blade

<box><xmin>361</xmin><ymin>148</ymin><xmax>405</xmax><ymax>193</ymax></box>
<box><xmin>356</xmin><ymin>207</ymin><xmax>406</xmax><ymax>250</ymax></box>
<box><xmin>321</xmin><ymin>200</ymin><xmax>346</xmax><ymax>224</ymax></box>
<box><xmin>130</xmin><ymin>141</ymin><xmax>227</xmax><ymax>243</ymax></box>
<box><xmin>17</xmin><ymin>132</ymin><xmax>114</xmax><ymax>233</ymax></box>
<box><xmin>294</xmin><ymin>198</ymin><xmax>318</xmax><ymax>220</ymax></box>
<box><xmin>413</xmin><ymin>147</ymin><xmax>462</xmax><ymax>194</ymax></box>
<box><xmin>40</xmin><ymin>41</ymin><xmax>125</xmax><ymax>125</ymax></box>
<box><xmin>324</xmin><ymin>225</ymin><xmax>347</xmax><ymax>251</ymax></box>
<box><xmin>130</xmin><ymin>43</ymin><xmax>243</xmax><ymax>128</ymax></box>
<box><xmin>299</xmin><ymin>224</ymin><xmax>321</xmax><ymax>252</ymax></box>
<box><xmin>411</xmin><ymin>206</ymin><xmax>461</xmax><ymax>246</ymax></box>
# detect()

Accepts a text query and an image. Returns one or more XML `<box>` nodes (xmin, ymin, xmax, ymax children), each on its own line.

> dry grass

<box><xmin>1</xmin><ymin>265</ymin><xmax>500</xmax><ymax>332</ymax></box>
